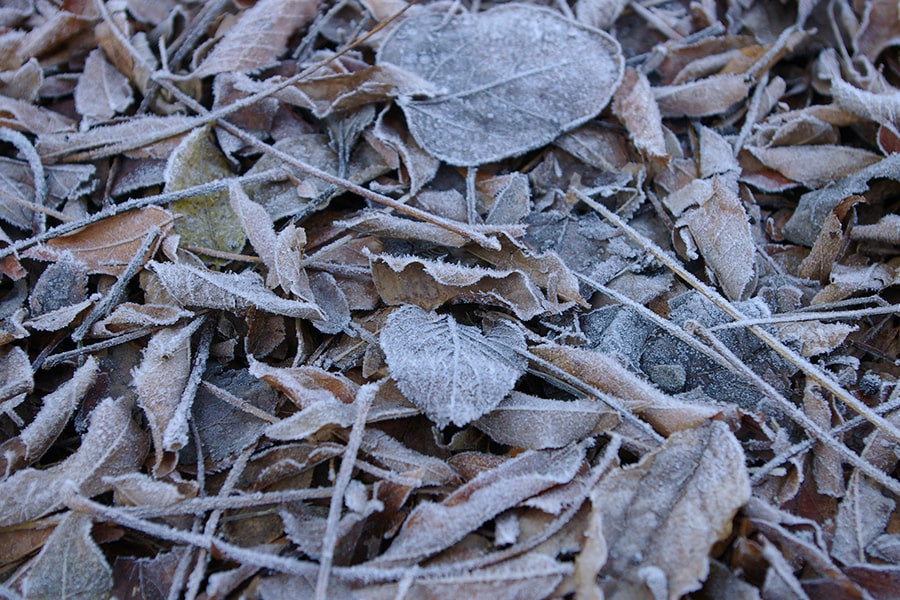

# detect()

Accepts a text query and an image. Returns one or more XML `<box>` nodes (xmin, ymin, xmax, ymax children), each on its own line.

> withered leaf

<box><xmin>90</xmin><ymin>302</ymin><xmax>193</xmax><ymax>336</ymax></box>
<box><xmin>379</xmin><ymin>305</ymin><xmax>526</xmax><ymax>427</ymax></box>
<box><xmin>377</xmin><ymin>3</ymin><xmax>624</xmax><ymax>165</ymax></box>
<box><xmin>74</xmin><ymin>48</ymin><xmax>133</xmax><ymax>123</ymax></box>
<box><xmin>746</xmin><ymin>144</ymin><xmax>881</xmax><ymax>190</ymax></box>
<box><xmin>23</xmin><ymin>206</ymin><xmax>174</xmax><ymax>276</ymax></box>
<box><xmin>0</xmin><ymin>397</ymin><xmax>148</xmax><ymax>527</ymax></box>
<box><xmin>132</xmin><ymin>318</ymin><xmax>203</xmax><ymax>475</ymax></box>
<box><xmin>673</xmin><ymin>176</ymin><xmax>757</xmax><ymax>301</ymax></box>
<box><xmin>369</xmin><ymin>251</ymin><xmax>553</xmax><ymax>320</ymax></box>
<box><xmin>165</xmin><ymin>127</ymin><xmax>245</xmax><ymax>264</ymax></box>
<box><xmin>0</xmin><ymin>357</ymin><xmax>97</xmax><ymax>477</ymax></box>
<box><xmin>613</xmin><ymin>67</ymin><xmax>667</xmax><ymax>160</ymax></box>
<box><xmin>22</xmin><ymin>512</ymin><xmax>112</xmax><ymax>600</ymax></box>
<box><xmin>594</xmin><ymin>421</ymin><xmax>750</xmax><ymax>599</ymax></box>
<box><xmin>475</xmin><ymin>391</ymin><xmax>614</xmax><ymax>450</ymax></box>
<box><xmin>373</xmin><ymin>442</ymin><xmax>585</xmax><ymax>565</ymax></box>
<box><xmin>654</xmin><ymin>74</ymin><xmax>750</xmax><ymax>118</ymax></box>
<box><xmin>192</xmin><ymin>0</ymin><xmax>319</xmax><ymax>78</ymax></box>
<box><xmin>149</xmin><ymin>261</ymin><xmax>324</xmax><ymax>319</ymax></box>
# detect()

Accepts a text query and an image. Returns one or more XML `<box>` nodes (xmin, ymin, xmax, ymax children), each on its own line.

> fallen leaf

<box><xmin>74</xmin><ymin>48</ymin><xmax>133</xmax><ymax>123</ymax></box>
<box><xmin>594</xmin><ymin>421</ymin><xmax>750</xmax><ymax>599</ymax></box>
<box><xmin>165</xmin><ymin>127</ymin><xmax>245</xmax><ymax>263</ymax></box>
<box><xmin>654</xmin><ymin>74</ymin><xmax>750</xmax><ymax>117</ymax></box>
<box><xmin>0</xmin><ymin>397</ymin><xmax>149</xmax><ymax>527</ymax></box>
<box><xmin>377</xmin><ymin>3</ymin><xmax>624</xmax><ymax>165</ymax></box>
<box><xmin>148</xmin><ymin>260</ymin><xmax>324</xmax><ymax>319</ymax></box>
<box><xmin>379</xmin><ymin>304</ymin><xmax>526</xmax><ymax>427</ymax></box>
<box><xmin>22</xmin><ymin>512</ymin><xmax>112</xmax><ymax>600</ymax></box>
<box><xmin>192</xmin><ymin>0</ymin><xmax>319</xmax><ymax>78</ymax></box>
<box><xmin>23</xmin><ymin>206</ymin><xmax>174</xmax><ymax>276</ymax></box>
<box><xmin>372</xmin><ymin>442</ymin><xmax>586</xmax><ymax>565</ymax></box>
<box><xmin>613</xmin><ymin>67</ymin><xmax>667</xmax><ymax>160</ymax></box>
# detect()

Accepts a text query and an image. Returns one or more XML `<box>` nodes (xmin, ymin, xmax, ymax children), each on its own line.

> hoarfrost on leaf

<box><xmin>377</xmin><ymin>3</ymin><xmax>624</xmax><ymax>165</ymax></box>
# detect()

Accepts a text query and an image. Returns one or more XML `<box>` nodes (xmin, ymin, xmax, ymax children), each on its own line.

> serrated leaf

<box><xmin>165</xmin><ymin>127</ymin><xmax>244</xmax><ymax>264</ymax></box>
<box><xmin>379</xmin><ymin>305</ymin><xmax>526</xmax><ymax>427</ymax></box>
<box><xmin>377</xmin><ymin>3</ymin><xmax>624</xmax><ymax>166</ymax></box>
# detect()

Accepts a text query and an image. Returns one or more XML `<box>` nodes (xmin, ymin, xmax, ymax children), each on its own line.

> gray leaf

<box><xmin>377</xmin><ymin>4</ymin><xmax>624</xmax><ymax>166</ymax></box>
<box><xmin>380</xmin><ymin>305</ymin><xmax>526</xmax><ymax>427</ymax></box>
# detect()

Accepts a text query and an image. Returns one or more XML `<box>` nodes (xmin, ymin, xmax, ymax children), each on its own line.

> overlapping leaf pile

<box><xmin>1</xmin><ymin>0</ymin><xmax>899</xmax><ymax>598</ymax></box>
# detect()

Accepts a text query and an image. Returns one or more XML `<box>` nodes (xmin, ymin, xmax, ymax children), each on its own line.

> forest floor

<box><xmin>1</xmin><ymin>0</ymin><xmax>899</xmax><ymax>598</ymax></box>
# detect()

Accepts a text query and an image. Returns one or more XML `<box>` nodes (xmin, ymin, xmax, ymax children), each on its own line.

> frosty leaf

<box><xmin>772</xmin><ymin>321</ymin><xmax>856</xmax><ymax>357</ymax></box>
<box><xmin>91</xmin><ymin>302</ymin><xmax>194</xmax><ymax>337</ymax></box>
<box><xmin>373</xmin><ymin>442</ymin><xmax>585</xmax><ymax>565</ymax></box>
<box><xmin>851</xmin><ymin>214</ymin><xmax>900</xmax><ymax>245</ymax></box>
<box><xmin>854</xmin><ymin>0</ymin><xmax>900</xmax><ymax>61</ymax></box>
<box><xmin>360</xmin><ymin>429</ymin><xmax>459</xmax><ymax>487</ymax></box>
<box><xmin>475</xmin><ymin>392</ymin><xmax>614</xmax><ymax>450</ymax></box>
<box><xmin>105</xmin><ymin>472</ymin><xmax>198</xmax><ymax>507</ymax></box>
<box><xmin>377</xmin><ymin>3</ymin><xmax>624</xmax><ymax>166</ymax></box>
<box><xmin>22</xmin><ymin>512</ymin><xmax>112</xmax><ymax>600</ymax></box>
<box><xmin>248</xmin><ymin>359</ymin><xmax>358</xmax><ymax>409</ymax></box>
<box><xmin>595</xmin><ymin>421</ymin><xmax>750</xmax><ymax>599</ymax></box>
<box><xmin>192</xmin><ymin>0</ymin><xmax>319</xmax><ymax>78</ymax></box>
<box><xmin>654</xmin><ymin>74</ymin><xmax>750</xmax><ymax>117</ymax></box>
<box><xmin>369</xmin><ymin>251</ymin><xmax>550</xmax><ymax>320</ymax></box>
<box><xmin>74</xmin><ymin>48</ymin><xmax>133</xmax><ymax>123</ymax></box>
<box><xmin>23</xmin><ymin>206</ymin><xmax>174</xmax><ymax>276</ymax></box>
<box><xmin>0</xmin><ymin>397</ymin><xmax>148</xmax><ymax>527</ymax></box>
<box><xmin>132</xmin><ymin>318</ymin><xmax>203</xmax><ymax>475</ymax></box>
<box><xmin>675</xmin><ymin>176</ymin><xmax>757</xmax><ymax>301</ymax></box>
<box><xmin>148</xmin><ymin>261</ymin><xmax>324</xmax><ymax>319</ymax></box>
<box><xmin>165</xmin><ymin>127</ymin><xmax>245</xmax><ymax>264</ymax></box>
<box><xmin>356</xmin><ymin>554</ymin><xmax>570</xmax><ymax>600</ymax></box>
<box><xmin>0</xmin><ymin>357</ymin><xmax>97</xmax><ymax>477</ymax></box>
<box><xmin>746</xmin><ymin>144</ymin><xmax>881</xmax><ymax>190</ymax></box>
<box><xmin>0</xmin><ymin>345</ymin><xmax>32</xmax><ymax>404</ymax></box>
<box><xmin>613</xmin><ymin>67</ymin><xmax>667</xmax><ymax>160</ymax></box>
<box><xmin>379</xmin><ymin>305</ymin><xmax>526</xmax><ymax>427</ymax></box>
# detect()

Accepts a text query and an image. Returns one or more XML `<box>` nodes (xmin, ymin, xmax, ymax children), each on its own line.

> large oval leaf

<box><xmin>377</xmin><ymin>3</ymin><xmax>624</xmax><ymax>166</ymax></box>
<box><xmin>379</xmin><ymin>305</ymin><xmax>526</xmax><ymax>427</ymax></box>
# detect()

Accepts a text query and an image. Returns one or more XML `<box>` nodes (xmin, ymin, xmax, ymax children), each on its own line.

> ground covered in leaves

<box><xmin>1</xmin><ymin>0</ymin><xmax>899</xmax><ymax>598</ymax></box>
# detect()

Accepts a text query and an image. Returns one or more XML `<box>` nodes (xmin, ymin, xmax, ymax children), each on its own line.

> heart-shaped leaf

<box><xmin>377</xmin><ymin>3</ymin><xmax>624</xmax><ymax>166</ymax></box>
<box><xmin>379</xmin><ymin>305</ymin><xmax>526</xmax><ymax>427</ymax></box>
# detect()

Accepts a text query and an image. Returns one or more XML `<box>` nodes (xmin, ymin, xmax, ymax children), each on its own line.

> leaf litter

<box><xmin>0</xmin><ymin>1</ymin><xmax>900</xmax><ymax>599</ymax></box>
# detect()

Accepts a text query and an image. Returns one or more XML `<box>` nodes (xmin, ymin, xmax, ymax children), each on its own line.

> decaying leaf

<box><xmin>594</xmin><ymin>421</ymin><xmax>750</xmax><ymax>599</ymax></box>
<box><xmin>377</xmin><ymin>3</ymin><xmax>624</xmax><ymax>165</ymax></box>
<box><xmin>0</xmin><ymin>397</ymin><xmax>148</xmax><ymax>527</ymax></box>
<box><xmin>74</xmin><ymin>48</ymin><xmax>133</xmax><ymax>123</ymax></box>
<box><xmin>192</xmin><ymin>0</ymin><xmax>319</xmax><ymax>78</ymax></box>
<box><xmin>22</xmin><ymin>512</ymin><xmax>112</xmax><ymax>600</ymax></box>
<box><xmin>613</xmin><ymin>67</ymin><xmax>667</xmax><ymax>160</ymax></box>
<box><xmin>23</xmin><ymin>206</ymin><xmax>174</xmax><ymax>276</ymax></box>
<box><xmin>373</xmin><ymin>442</ymin><xmax>586</xmax><ymax>565</ymax></box>
<box><xmin>379</xmin><ymin>305</ymin><xmax>526</xmax><ymax>427</ymax></box>
<box><xmin>148</xmin><ymin>260</ymin><xmax>324</xmax><ymax>319</ymax></box>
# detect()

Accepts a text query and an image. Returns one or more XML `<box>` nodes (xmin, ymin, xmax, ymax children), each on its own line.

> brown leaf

<box><xmin>595</xmin><ymin>421</ymin><xmax>750</xmax><ymax>599</ymax></box>
<box><xmin>654</xmin><ymin>74</ymin><xmax>750</xmax><ymax>117</ymax></box>
<box><xmin>372</xmin><ymin>442</ymin><xmax>586</xmax><ymax>565</ymax></box>
<box><xmin>613</xmin><ymin>67</ymin><xmax>667</xmax><ymax>160</ymax></box>
<box><xmin>369</xmin><ymin>251</ymin><xmax>553</xmax><ymax>320</ymax></box>
<box><xmin>0</xmin><ymin>397</ymin><xmax>148</xmax><ymax>527</ymax></box>
<box><xmin>90</xmin><ymin>302</ymin><xmax>193</xmax><ymax>336</ymax></box>
<box><xmin>379</xmin><ymin>305</ymin><xmax>526</xmax><ymax>427</ymax></box>
<box><xmin>23</xmin><ymin>206</ymin><xmax>174</xmax><ymax>276</ymax></box>
<box><xmin>192</xmin><ymin>0</ymin><xmax>319</xmax><ymax>78</ymax></box>
<box><xmin>746</xmin><ymin>144</ymin><xmax>881</xmax><ymax>189</ymax></box>
<box><xmin>854</xmin><ymin>0</ymin><xmax>900</xmax><ymax>61</ymax></box>
<box><xmin>22</xmin><ymin>512</ymin><xmax>112</xmax><ymax>600</ymax></box>
<box><xmin>0</xmin><ymin>344</ymin><xmax>32</xmax><ymax>404</ymax></box>
<box><xmin>674</xmin><ymin>176</ymin><xmax>757</xmax><ymax>301</ymax></box>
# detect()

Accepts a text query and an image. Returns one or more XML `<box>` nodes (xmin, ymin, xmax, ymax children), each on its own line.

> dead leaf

<box><xmin>377</xmin><ymin>3</ymin><xmax>624</xmax><ymax>165</ymax></box>
<box><xmin>74</xmin><ymin>48</ymin><xmax>133</xmax><ymax>123</ymax></box>
<box><xmin>475</xmin><ymin>391</ymin><xmax>614</xmax><ymax>449</ymax></box>
<box><xmin>613</xmin><ymin>67</ymin><xmax>667</xmax><ymax>160</ymax></box>
<box><xmin>594</xmin><ymin>421</ymin><xmax>750</xmax><ymax>599</ymax></box>
<box><xmin>379</xmin><ymin>304</ymin><xmax>526</xmax><ymax>427</ymax></box>
<box><xmin>192</xmin><ymin>0</ymin><xmax>319</xmax><ymax>78</ymax></box>
<box><xmin>132</xmin><ymin>318</ymin><xmax>204</xmax><ymax>475</ymax></box>
<box><xmin>148</xmin><ymin>260</ymin><xmax>324</xmax><ymax>319</ymax></box>
<box><xmin>654</xmin><ymin>74</ymin><xmax>751</xmax><ymax>117</ymax></box>
<box><xmin>372</xmin><ymin>442</ymin><xmax>586</xmax><ymax>565</ymax></box>
<box><xmin>0</xmin><ymin>397</ymin><xmax>148</xmax><ymax>527</ymax></box>
<box><xmin>22</xmin><ymin>512</ymin><xmax>112</xmax><ymax>600</ymax></box>
<box><xmin>23</xmin><ymin>206</ymin><xmax>174</xmax><ymax>276</ymax></box>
